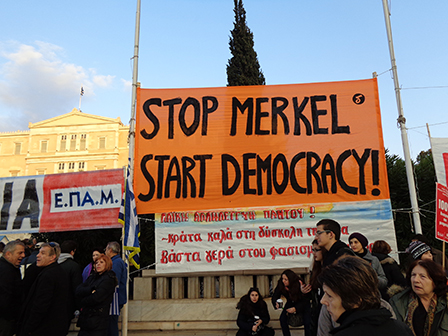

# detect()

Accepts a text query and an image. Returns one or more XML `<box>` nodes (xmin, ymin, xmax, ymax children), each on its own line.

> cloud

<box><xmin>0</xmin><ymin>41</ymin><xmax>114</xmax><ymax>131</ymax></box>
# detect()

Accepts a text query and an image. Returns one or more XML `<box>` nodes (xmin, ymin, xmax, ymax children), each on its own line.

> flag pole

<box><xmin>381</xmin><ymin>0</ymin><xmax>422</xmax><ymax>234</ymax></box>
<box><xmin>122</xmin><ymin>1</ymin><xmax>141</xmax><ymax>335</ymax></box>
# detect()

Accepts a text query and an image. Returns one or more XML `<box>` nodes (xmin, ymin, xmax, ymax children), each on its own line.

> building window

<box><xmin>96</xmin><ymin>165</ymin><xmax>106</xmax><ymax>170</ymax></box>
<box><xmin>70</xmin><ymin>134</ymin><xmax>77</xmax><ymax>151</ymax></box>
<box><xmin>79</xmin><ymin>162</ymin><xmax>85</xmax><ymax>170</ymax></box>
<box><xmin>10</xmin><ymin>170</ymin><xmax>20</xmax><ymax>177</ymax></box>
<box><xmin>60</xmin><ymin>135</ymin><xmax>67</xmax><ymax>151</ymax></box>
<box><xmin>80</xmin><ymin>134</ymin><xmax>87</xmax><ymax>150</ymax></box>
<box><xmin>68</xmin><ymin>162</ymin><xmax>75</xmax><ymax>170</ymax></box>
<box><xmin>40</xmin><ymin>140</ymin><xmax>48</xmax><ymax>153</ymax></box>
<box><xmin>58</xmin><ymin>162</ymin><xmax>65</xmax><ymax>171</ymax></box>
<box><xmin>99</xmin><ymin>137</ymin><xmax>106</xmax><ymax>149</ymax></box>
<box><xmin>36</xmin><ymin>169</ymin><xmax>46</xmax><ymax>175</ymax></box>
<box><xmin>14</xmin><ymin>143</ymin><xmax>21</xmax><ymax>155</ymax></box>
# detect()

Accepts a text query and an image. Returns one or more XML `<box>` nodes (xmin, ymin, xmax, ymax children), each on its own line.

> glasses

<box><xmin>315</xmin><ymin>230</ymin><xmax>331</xmax><ymax>236</ymax></box>
<box><xmin>312</xmin><ymin>248</ymin><xmax>321</xmax><ymax>252</ymax></box>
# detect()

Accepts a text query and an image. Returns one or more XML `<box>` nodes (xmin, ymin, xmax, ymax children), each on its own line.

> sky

<box><xmin>0</xmin><ymin>0</ymin><xmax>447</xmax><ymax>160</ymax></box>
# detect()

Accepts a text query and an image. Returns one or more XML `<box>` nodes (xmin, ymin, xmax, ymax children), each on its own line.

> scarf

<box><xmin>405</xmin><ymin>292</ymin><xmax>437</xmax><ymax>336</ymax></box>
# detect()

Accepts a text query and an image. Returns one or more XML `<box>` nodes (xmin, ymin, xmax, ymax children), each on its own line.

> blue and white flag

<box><xmin>119</xmin><ymin>159</ymin><xmax>140</xmax><ymax>269</ymax></box>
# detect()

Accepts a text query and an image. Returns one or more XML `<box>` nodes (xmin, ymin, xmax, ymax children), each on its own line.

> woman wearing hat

<box><xmin>349</xmin><ymin>232</ymin><xmax>387</xmax><ymax>289</ymax></box>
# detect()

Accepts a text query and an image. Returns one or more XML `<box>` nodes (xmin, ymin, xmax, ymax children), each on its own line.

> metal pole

<box><xmin>382</xmin><ymin>0</ymin><xmax>422</xmax><ymax>234</ymax></box>
<box><xmin>122</xmin><ymin>1</ymin><xmax>141</xmax><ymax>335</ymax></box>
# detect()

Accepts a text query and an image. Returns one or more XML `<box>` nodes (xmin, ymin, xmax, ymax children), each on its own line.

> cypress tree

<box><xmin>227</xmin><ymin>0</ymin><xmax>265</xmax><ymax>86</ymax></box>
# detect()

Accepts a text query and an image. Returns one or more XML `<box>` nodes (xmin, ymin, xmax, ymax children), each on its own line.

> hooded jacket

<box><xmin>330</xmin><ymin>308</ymin><xmax>412</xmax><ymax>336</ymax></box>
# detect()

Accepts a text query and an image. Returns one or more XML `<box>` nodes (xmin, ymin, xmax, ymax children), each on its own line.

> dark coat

<box><xmin>373</xmin><ymin>253</ymin><xmax>406</xmax><ymax>288</ymax></box>
<box><xmin>59</xmin><ymin>256</ymin><xmax>83</xmax><ymax>315</ymax></box>
<box><xmin>330</xmin><ymin>308</ymin><xmax>413</xmax><ymax>336</ymax></box>
<box><xmin>111</xmin><ymin>255</ymin><xmax>127</xmax><ymax>307</ymax></box>
<box><xmin>0</xmin><ymin>257</ymin><xmax>22</xmax><ymax>321</ymax></box>
<box><xmin>18</xmin><ymin>262</ymin><xmax>69</xmax><ymax>336</ymax></box>
<box><xmin>271</xmin><ymin>282</ymin><xmax>308</xmax><ymax>313</ymax></box>
<box><xmin>236</xmin><ymin>299</ymin><xmax>271</xmax><ymax>334</ymax></box>
<box><xmin>76</xmin><ymin>270</ymin><xmax>117</xmax><ymax>332</ymax></box>
<box><xmin>322</xmin><ymin>240</ymin><xmax>355</xmax><ymax>268</ymax></box>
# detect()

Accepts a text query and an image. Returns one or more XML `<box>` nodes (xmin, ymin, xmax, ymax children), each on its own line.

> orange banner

<box><xmin>135</xmin><ymin>79</ymin><xmax>389</xmax><ymax>213</ymax></box>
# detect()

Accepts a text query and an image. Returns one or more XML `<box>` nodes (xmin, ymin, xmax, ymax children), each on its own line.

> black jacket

<box><xmin>76</xmin><ymin>270</ymin><xmax>117</xmax><ymax>331</ymax></box>
<box><xmin>271</xmin><ymin>282</ymin><xmax>308</xmax><ymax>314</ymax></box>
<box><xmin>322</xmin><ymin>240</ymin><xmax>355</xmax><ymax>268</ymax></box>
<box><xmin>0</xmin><ymin>257</ymin><xmax>22</xmax><ymax>321</ymax></box>
<box><xmin>59</xmin><ymin>256</ymin><xmax>83</xmax><ymax>317</ymax></box>
<box><xmin>330</xmin><ymin>308</ymin><xmax>413</xmax><ymax>336</ymax></box>
<box><xmin>372</xmin><ymin>253</ymin><xmax>406</xmax><ymax>288</ymax></box>
<box><xmin>18</xmin><ymin>262</ymin><xmax>69</xmax><ymax>336</ymax></box>
<box><xmin>236</xmin><ymin>300</ymin><xmax>271</xmax><ymax>333</ymax></box>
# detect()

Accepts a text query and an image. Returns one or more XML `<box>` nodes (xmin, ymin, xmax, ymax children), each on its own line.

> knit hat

<box><xmin>348</xmin><ymin>232</ymin><xmax>368</xmax><ymax>248</ymax></box>
<box><xmin>406</xmin><ymin>240</ymin><xmax>431</xmax><ymax>260</ymax></box>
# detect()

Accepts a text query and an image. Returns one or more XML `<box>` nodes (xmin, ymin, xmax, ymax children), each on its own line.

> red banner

<box><xmin>0</xmin><ymin>170</ymin><xmax>124</xmax><ymax>234</ymax></box>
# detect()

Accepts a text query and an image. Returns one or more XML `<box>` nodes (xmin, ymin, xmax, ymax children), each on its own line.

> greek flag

<box><xmin>119</xmin><ymin>159</ymin><xmax>140</xmax><ymax>269</ymax></box>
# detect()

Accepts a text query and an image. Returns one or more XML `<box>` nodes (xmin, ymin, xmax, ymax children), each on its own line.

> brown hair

<box><xmin>310</xmin><ymin>239</ymin><xmax>326</xmax><ymax>290</ymax></box>
<box><xmin>95</xmin><ymin>254</ymin><xmax>113</xmax><ymax>273</ymax></box>
<box><xmin>318</xmin><ymin>255</ymin><xmax>381</xmax><ymax>311</ymax></box>
<box><xmin>371</xmin><ymin>240</ymin><xmax>391</xmax><ymax>255</ymax></box>
<box><xmin>406</xmin><ymin>259</ymin><xmax>447</xmax><ymax>297</ymax></box>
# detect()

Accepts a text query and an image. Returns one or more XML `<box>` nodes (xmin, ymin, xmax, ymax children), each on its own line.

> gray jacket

<box><xmin>363</xmin><ymin>250</ymin><xmax>388</xmax><ymax>289</ymax></box>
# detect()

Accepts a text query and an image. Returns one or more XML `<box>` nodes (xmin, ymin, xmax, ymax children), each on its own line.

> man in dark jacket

<box><xmin>58</xmin><ymin>240</ymin><xmax>82</xmax><ymax>334</ymax></box>
<box><xmin>0</xmin><ymin>240</ymin><xmax>25</xmax><ymax>336</ymax></box>
<box><xmin>315</xmin><ymin>219</ymin><xmax>354</xmax><ymax>268</ymax></box>
<box><xmin>18</xmin><ymin>242</ymin><xmax>69</xmax><ymax>336</ymax></box>
<box><xmin>105</xmin><ymin>241</ymin><xmax>127</xmax><ymax>336</ymax></box>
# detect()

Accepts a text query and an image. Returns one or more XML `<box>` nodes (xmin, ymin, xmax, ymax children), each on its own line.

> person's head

<box><xmin>37</xmin><ymin>242</ymin><xmax>60</xmax><ymax>267</ymax></box>
<box><xmin>319</xmin><ymin>256</ymin><xmax>381</xmax><ymax>322</ymax></box>
<box><xmin>411</xmin><ymin>234</ymin><xmax>429</xmax><ymax>245</ymax></box>
<box><xmin>348</xmin><ymin>232</ymin><xmax>368</xmax><ymax>254</ymax></box>
<box><xmin>61</xmin><ymin>240</ymin><xmax>78</xmax><ymax>256</ymax></box>
<box><xmin>407</xmin><ymin>240</ymin><xmax>433</xmax><ymax>261</ymax></box>
<box><xmin>95</xmin><ymin>254</ymin><xmax>113</xmax><ymax>274</ymax></box>
<box><xmin>92</xmin><ymin>247</ymin><xmax>104</xmax><ymax>262</ymax></box>
<box><xmin>407</xmin><ymin>259</ymin><xmax>447</xmax><ymax>299</ymax></box>
<box><xmin>312</xmin><ymin>239</ymin><xmax>325</xmax><ymax>263</ymax></box>
<box><xmin>315</xmin><ymin>219</ymin><xmax>341</xmax><ymax>249</ymax></box>
<box><xmin>279</xmin><ymin>269</ymin><xmax>300</xmax><ymax>290</ymax></box>
<box><xmin>3</xmin><ymin>241</ymin><xmax>25</xmax><ymax>267</ymax></box>
<box><xmin>247</xmin><ymin>287</ymin><xmax>262</xmax><ymax>304</ymax></box>
<box><xmin>105</xmin><ymin>241</ymin><xmax>120</xmax><ymax>258</ymax></box>
<box><xmin>371</xmin><ymin>240</ymin><xmax>392</xmax><ymax>255</ymax></box>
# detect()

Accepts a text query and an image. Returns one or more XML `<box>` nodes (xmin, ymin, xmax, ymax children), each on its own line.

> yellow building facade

<box><xmin>0</xmin><ymin>108</ymin><xmax>129</xmax><ymax>177</ymax></box>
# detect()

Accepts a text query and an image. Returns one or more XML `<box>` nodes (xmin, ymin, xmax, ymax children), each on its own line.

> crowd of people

<box><xmin>235</xmin><ymin>219</ymin><xmax>448</xmax><ymax>336</ymax></box>
<box><xmin>0</xmin><ymin>239</ymin><xmax>128</xmax><ymax>336</ymax></box>
<box><xmin>1</xmin><ymin>219</ymin><xmax>447</xmax><ymax>336</ymax></box>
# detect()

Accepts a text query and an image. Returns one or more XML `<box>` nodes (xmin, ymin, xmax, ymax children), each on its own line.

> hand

<box><xmin>286</xmin><ymin>307</ymin><xmax>296</xmax><ymax>314</ymax></box>
<box><xmin>252</xmin><ymin>325</ymin><xmax>258</xmax><ymax>332</ymax></box>
<box><xmin>275</xmin><ymin>302</ymin><xmax>279</xmax><ymax>309</ymax></box>
<box><xmin>300</xmin><ymin>280</ymin><xmax>312</xmax><ymax>294</ymax></box>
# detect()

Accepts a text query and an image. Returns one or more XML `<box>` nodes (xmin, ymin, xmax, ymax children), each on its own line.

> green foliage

<box><xmin>227</xmin><ymin>0</ymin><xmax>265</xmax><ymax>86</ymax></box>
<box><xmin>386</xmin><ymin>149</ymin><xmax>438</xmax><ymax>264</ymax></box>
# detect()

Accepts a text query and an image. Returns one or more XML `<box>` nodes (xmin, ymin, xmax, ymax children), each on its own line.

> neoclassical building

<box><xmin>0</xmin><ymin>108</ymin><xmax>129</xmax><ymax>177</ymax></box>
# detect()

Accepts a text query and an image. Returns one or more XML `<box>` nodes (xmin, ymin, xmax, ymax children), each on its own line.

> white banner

<box><xmin>431</xmin><ymin>137</ymin><xmax>448</xmax><ymax>187</ymax></box>
<box><xmin>155</xmin><ymin>200</ymin><xmax>397</xmax><ymax>274</ymax></box>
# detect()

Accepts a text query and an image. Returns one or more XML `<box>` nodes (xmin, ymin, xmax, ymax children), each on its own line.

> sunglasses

<box><xmin>312</xmin><ymin>248</ymin><xmax>321</xmax><ymax>252</ymax></box>
<box><xmin>48</xmin><ymin>242</ymin><xmax>59</xmax><ymax>254</ymax></box>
